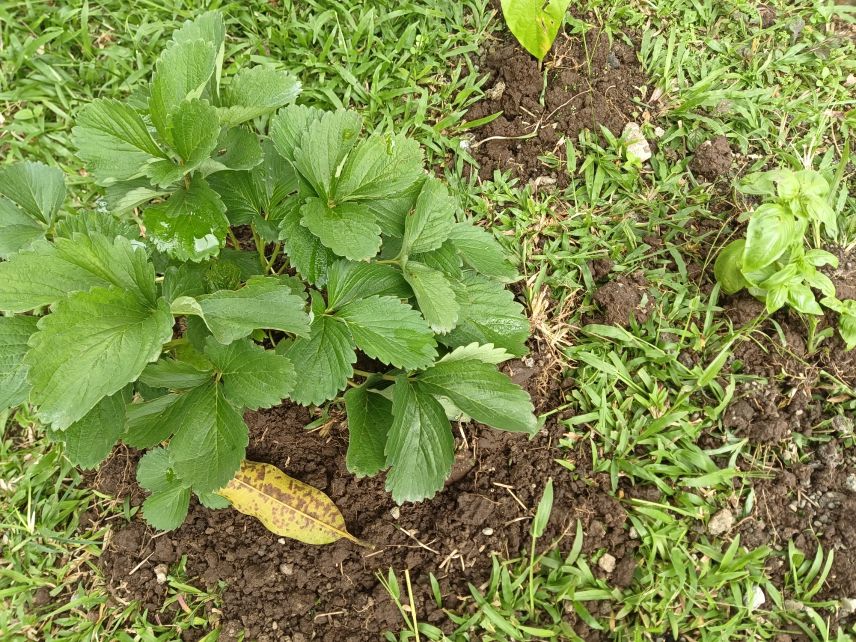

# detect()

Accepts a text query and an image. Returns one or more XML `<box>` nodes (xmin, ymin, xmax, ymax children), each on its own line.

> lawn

<box><xmin>1</xmin><ymin>0</ymin><xmax>855</xmax><ymax>641</ymax></box>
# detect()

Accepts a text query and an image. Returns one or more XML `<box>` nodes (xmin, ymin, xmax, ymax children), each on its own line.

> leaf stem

<box><xmin>251</xmin><ymin>225</ymin><xmax>266</xmax><ymax>270</ymax></box>
<box><xmin>227</xmin><ymin>228</ymin><xmax>240</xmax><ymax>249</ymax></box>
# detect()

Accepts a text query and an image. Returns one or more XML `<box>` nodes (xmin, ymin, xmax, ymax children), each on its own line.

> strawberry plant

<box><xmin>714</xmin><ymin>168</ymin><xmax>855</xmax><ymax>348</ymax></box>
<box><xmin>0</xmin><ymin>13</ymin><xmax>537</xmax><ymax>534</ymax></box>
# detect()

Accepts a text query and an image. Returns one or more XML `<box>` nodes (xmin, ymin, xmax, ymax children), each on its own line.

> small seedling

<box><xmin>714</xmin><ymin>168</ymin><xmax>855</xmax><ymax>348</ymax></box>
<box><xmin>501</xmin><ymin>0</ymin><xmax>572</xmax><ymax>62</ymax></box>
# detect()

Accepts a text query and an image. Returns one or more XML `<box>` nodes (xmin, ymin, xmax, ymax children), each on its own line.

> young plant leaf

<box><xmin>403</xmin><ymin>261</ymin><xmax>459</xmax><ymax>333</ymax></box>
<box><xmin>501</xmin><ymin>0</ymin><xmax>572</xmax><ymax>61</ymax></box>
<box><xmin>169</xmin><ymin>98</ymin><xmax>221</xmax><ymax>170</ymax></box>
<box><xmin>0</xmin><ymin>161</ymin><xmax>65</xmax><ymax>224</ymax></box>
<box><xmin>204</xmin><ymin>337</ymin><xmax>296</xmax><ymax>410</ymax></box>
<box><xmin>0</xmin><ymin>316</ymin><xmax>38</xmax><ymax>410</ymax></box>
<box><xmin>714</xmin><ymin>239</ymin><xmax>749</xmax><ymax>295</ymax></box>
<box><xmin>344</xmin><ymin>386</ymin><xmax>394</xmax><ymax>477</ymax></box>
<box><xmin>336</xmin><ymin>296</ymin><xmax>437</xmax><ymax>370</ymax></box>
<box><xmin>742</xmin><ymin>204</ymin><xmax>795</xmax><ymax>272</ymax></box>
<box><xmin>26</xmin><ymin>288</ymin><xmax>173</xmax><ymax>430</ymax></box>
<box><xmin>417</xmin><ymin>358</ymin><xmax>538</xmax><ymax>434</ymax></box>
<box><xmin>143</xmin><ymin>176</ymin><xmax>229</xmax><ymax>263</ymax></box>
<box><xmin>384</xmin><ymin>377</ymin><xmax>455</xmax><ymax>503</ymax></box>
<box><xmin>167</xmin><ymin>382</ymin><xmax>248</xmax><ymax>492</ymax></box>
<box><xmin>531</xmin><ymin>478</ymin><xmax>554</xmax><ymax>538</ymax></box>
<box><xmin>172</xmin><ymin>276</ymin><xmax>310</xmax><ymax>344</ymax></box>
<box><xmin>217</xmin><ymin>460</ymin><xmax>366</xmax><ymax>545</ymax></box>
<box><xmin>278</xmin><ymin>315</ymin><xmax>356</xmax><ymax>406</ymax></box>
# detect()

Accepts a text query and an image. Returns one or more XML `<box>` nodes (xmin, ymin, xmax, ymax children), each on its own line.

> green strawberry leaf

<box><xmin>0</xmin><ymin>161</ymin><xmax>65</xmax><ymax>224</ymax></box>
<box><xmin>167</xmin><ymin>381</ymin><xmax>248</xmax><ymax>492</ymax></box>
<box><xmin>143</xmin><ymin>175</ymin><xmax>229</xmax><ymax>262</ymax></box>
<box><xmin>171</xmin><ymin>276</ymin><xmax>310</xmax><ymax>344</ymax></box>
<box><xmin>384</xmin><ymin>377</ymin><xmax>454</xmax><ymax>503</ymax></box>
<box><xmin>0</xmin><ymin>233</ymin><xmax>157</xmax><ymax>312</ymax></box>
<box><xmin>448</xmin><ymin>222</ymin><xmax>518</xmax><ymax>282</ymax></box>
<box><xmin>270</xmin><ymin>104</ymin><xmax>325</xmax><ymax>163</ymax></box>
<box><xmin>403</xmin><ymin>261</ymin><xmax>459</xmax><ymax>333</ymax></box>
<box><xmin>50</xmin><ymin>390</ymin><xmax>128</xmax><ymax>469</ymax></box>
<box><xmin>125</xmin><ymin>393</ymin><xmax>188</xmax><ymax>448</ymax></box>
<box><xmin>301</xmin><ymin>197</ymin><xmax>382</xmax><ymax>261</ymax></box>
<box><xmin>326</xmin><ymin>260</ymin><xmax>410</xmax><ymax>310</ymax></box>
<box><xmin>0</xmin><ymin>316</ymin><xmax>38</xmax><ymax>410</ymax></box>
<box><xmin>0</xmin><ymin>198</ymin><xmax>45</xmax><ymax>258</ymax></box>
<box><xmin>204</xmin><ymin>337</ymin><xmax>296</xmax><ymax>410</ymax></box>
<box><xmin>149</xmin><ymin>39</ymin><xmax>217</xmax><ymax>141</ymax></box>
<box><xmin>140</xmin><ymin>357</ymin><xmax>214</xmax><ymax>390</ymax></box>
<box><xmin>279</xmin><ymin>315</ymin><xmax>356</xmax><ymax>406</ymax></box>
<box><xmin>72</xmin><ymin>99</ymin><xmax>166</xmax><ymax>184</ymax></box>
<box><xmin>170</xmin><ymin>98</ymin><xmax>221</xmax><ymax>170</ymax></box>
<box><xmin>277</xmin><ymin>199</ymin><xmax>336</xmax><ymax>286</ymax></box>
<box><xmin>443</xmin><ymin>271</ymin><xmax>529</xmax><ymax>356</ymax></box>
<box><xmin>417</xmin><ymin>357</ymin><xmax>538</xmax><ymax>434</ymax></box>
<box><xmin>402</xmin><ymin>178</ymin><xmax>455</xmax><ymax>256</ymax></box>
<box><xmin>335</xmin><ymin>133</ymin><xmax>424</xmax><ymax>202</ymax></box>
<box><xmin>344</xmin><ymin>386</ymin><xmax>393</xmax><ymax>477</ymax></box>
<box><xmin>219</xmin><ymin>67</ymin><xmax>301</xmax><ymax>127</ymax></box>
<box><xmin>143</xmin><ymin>484</ymin><xmax>192</xmax><ymax>531</ymax></box>
<box><xmin>293</xmin><ymin>109</ymin><xmax>363</xmax><ymax>199</ymax></box>
<box><xmin>336</xmin><ymin>296</ymin><xmax>437</xmax><ymax>370</ymax></box>
<box><xmin>26</xmin><ymin>288</ymin><xmax>174</xmax><ymax>430</ymax></box>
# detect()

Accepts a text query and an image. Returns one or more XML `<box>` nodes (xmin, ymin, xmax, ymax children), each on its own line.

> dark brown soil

<box><xmin>95</xmin><ymin>351</ymin><xmax>639</xmax><ymax>641</ymax></box>
<box><xmin>690</xmin><ymin>135</ymin><xmax>733</xmax><ymax>182</ymax></box>
<box><xmin>721</xmin><ymin>252</ymin><xmax>856</xmax><ymax>630</ymax></box>
<box><xmin>466</xmin><ymin>30</ymin><xmax>647</xmax><ymax>186</ymax></box>
<box><xmin>591</xmin><ymin>271</ymin><xmax>653</xmax><ymax>327</ymax></box>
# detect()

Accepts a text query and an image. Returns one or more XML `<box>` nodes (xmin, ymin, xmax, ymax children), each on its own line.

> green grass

<box><xmin>2</xmin><ymin>0</ymin><xmax>856</xmax><ymax>639</ymax></box>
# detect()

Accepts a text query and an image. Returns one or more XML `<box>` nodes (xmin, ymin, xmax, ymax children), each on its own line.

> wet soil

<box><xmin>591</xmin><ymin>271</ymin><xmax>653</xmax><ymax>328</ymax></box>
<box><xmin>721</xmin><ymin>252</ymin><xmax>856</xmax><ymax>631</ymax></box>
<box><xmin>466</xmin><ymin>30</ymin><xmax>647</xmax><ymax>186</ymax></box>
<box><xmin>95</xmin><ymin>351</ymin><xmax>639</xmax><ymax>642</ymax></box>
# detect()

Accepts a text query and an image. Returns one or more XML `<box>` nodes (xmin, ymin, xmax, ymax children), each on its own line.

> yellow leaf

<box><xmin>217</xmin><ymin>460</ymin><xmax>367</xmax><ymax>546</ymax></box>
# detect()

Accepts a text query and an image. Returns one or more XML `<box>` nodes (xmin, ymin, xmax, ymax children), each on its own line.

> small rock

<box><xmin>154</xmin><ymin>564</ymin><xmax>169</xmax><ymax>585</ymax></box>
<box><xmin>485</xmin><ymin>80</ymin><xmax>506</xmax><ymax>101</ymax></box>
<box><xmin>629</xmin><ymin>527</ymin><xmax>638</xmax><ymax>540</ymax></box>
<box><xmin>279</xmin><ymin>563</ymin><xmax>294</xmax><ymax>576</ymax></box>
<box><xmin>622</xmin><ymin>123</ymin><xmax>652</xmax><ymax>163</ymax></box>
<box><xmin>482</xmin><ymin>527</ymin><xmax>494</xmax><ymax>536</ymax></box>
<box><xmin>598</xmin><ymin>553</ymin><xmax>617</xmax><ymax>574</ymax></box>
<box><xmin>788</xmin><ymin>502</ymin><xmax>798</xmax><ymax>512</ymax></box>
<box><xmin>708</xmin><ymin>509</ymin><xmax>734</xmax><ymax>536</ymax></box>
<box><xmin>606</xmin><ymin>51</ymin><xmax>621</xmax><ymax>69</ymax></box>
<box><xmin>278</xmin><ymin>538</ymin><xmax>286</xmax><ymax>545</ymax></box>
<box><xmin>845</xmin><ymin>475</ymin><xmax>856</xmax><ymax>494</ymax></box>
<box><xmin>832</xmin><ymin>415</ymin><xmax>854</xmax><ymax>437</ymax></box>
<box><xmin>783</xmin><ymin>599</ymin><xmax>805</xmax><ymax>612</ymax></box>
<box><xmin>749</xmin><ymin>586</ymin><xmax>766</xmax><ymax>611</ymax></box>
<box><xmin>841</xmin><ymin>598</ymin><xmax>856</xmax><ymax>616</ymax></box>
<box><xmin>390</xmin><ymin>506</ymin><xmax>401</xmax><ymax>520</ymax></box>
